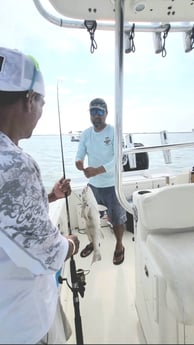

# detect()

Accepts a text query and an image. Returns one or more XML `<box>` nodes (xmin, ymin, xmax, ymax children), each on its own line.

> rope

<box><xmin>84</xmin><ymin>20</ymin><xmax>98</xmax><ymax>53</ymax></box>
<box><xmin>129</xmin><ymin>23</ymin><xmax>136</xmax><ymax>53</ymax></box>
<box><xmin>125</xmin><ymin>23</ymin><xmax>136</xmax><ymax>53</ymax></box>
<box><xmin>189</xmin><ymin>25</ymin><xmax>194</xmax><ymax>50</ymax></box>
<box><xmin>161</xmin><ymin>24</ymin><xmax>171</xmax><ymax>57</ymax></box>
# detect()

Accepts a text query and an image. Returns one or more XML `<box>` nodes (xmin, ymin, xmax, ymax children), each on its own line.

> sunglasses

<box><xmin>90</xmin><ymin>108</ymin><xmax>106</xmax><ymax>116</ymax></box>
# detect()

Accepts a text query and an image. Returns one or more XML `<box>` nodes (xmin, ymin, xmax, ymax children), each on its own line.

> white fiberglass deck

<box><xmin>60</xmin><ymin>227</ymin><xmax>146</xmax><ymax>344</ymax></box>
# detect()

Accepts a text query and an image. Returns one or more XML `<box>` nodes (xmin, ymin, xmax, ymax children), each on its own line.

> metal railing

<box><xmin>123</xmin><ymin>141</ymin><xmax>194</xmax><ymax>155</ymax></box>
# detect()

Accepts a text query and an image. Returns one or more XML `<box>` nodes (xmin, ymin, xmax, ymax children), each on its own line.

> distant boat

<box><xmin>70</xmin><ymin>131</ymin><xmax>82</xmax><ymax>142</ymax></box>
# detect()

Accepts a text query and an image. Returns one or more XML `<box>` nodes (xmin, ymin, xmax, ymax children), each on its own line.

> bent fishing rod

<box><xmin>56</xmin><ymin>80</ymin><xmax>84</xmax><ymax>345</ymax></box>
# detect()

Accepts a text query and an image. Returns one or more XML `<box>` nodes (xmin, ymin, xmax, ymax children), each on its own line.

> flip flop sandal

<box><xmin>113</xmin><ymin>246</ymin><xmax>125</xmax><ymax>265</ymax></box>
<box><xmin>80</xmin><ymin>243</ymin><xmax>94</xmax><ymax>257</ymax></box>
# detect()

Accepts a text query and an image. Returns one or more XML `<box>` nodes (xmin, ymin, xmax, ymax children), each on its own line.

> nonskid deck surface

<box><xmin>60</xmin><ymin>227</ymin><xmax>146</xmax><ymax>344</ymax></box>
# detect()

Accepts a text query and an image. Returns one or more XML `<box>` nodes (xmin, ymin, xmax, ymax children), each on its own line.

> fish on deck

<box><xmin>81</xmin><ymin>185</ymin><xmax>103</xmax><ymax>264</ymax></box>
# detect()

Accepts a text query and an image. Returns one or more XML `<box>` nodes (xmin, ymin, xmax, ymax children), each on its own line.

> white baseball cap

<box><xmin>0</xmin><ymin>47</ymin><xmax>45</xmax><ymax>96</ymax></box>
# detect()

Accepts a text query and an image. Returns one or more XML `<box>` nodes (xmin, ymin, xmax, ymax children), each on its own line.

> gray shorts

<box><xmin>88</xmin><ymin>184</ymin><xmax>127</xmax><ymax>226</ymax></box>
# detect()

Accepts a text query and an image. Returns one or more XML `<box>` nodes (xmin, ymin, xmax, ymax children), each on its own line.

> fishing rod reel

<box><xmin>58</xmin><ymin>268</ymin><xmax>90</xmax><ymax>298</ymax></box>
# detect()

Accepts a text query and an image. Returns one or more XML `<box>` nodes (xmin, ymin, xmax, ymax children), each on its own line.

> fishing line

<box><xmin>56</xmin><ymin>81</ymin><xmax>72</xmax><ymax>235</ymax></box>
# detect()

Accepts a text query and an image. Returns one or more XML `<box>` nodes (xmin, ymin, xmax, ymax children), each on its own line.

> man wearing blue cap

<box><xmin>75</xmin><ymin>98</ymin><xmax>127</xmax><ymax>265</ymax></box>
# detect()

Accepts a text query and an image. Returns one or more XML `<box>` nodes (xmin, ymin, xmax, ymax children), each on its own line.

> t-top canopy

<box><xmin>48</xmin><ymin>0</ymin><xmax>194</xmax><ymax>22</ymax></box>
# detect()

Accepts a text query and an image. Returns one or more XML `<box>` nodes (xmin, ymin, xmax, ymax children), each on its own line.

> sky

<box><xmin>1</xmin><ymin>0</ymin><xmax>194</xmax><ymax>134</ymax></box>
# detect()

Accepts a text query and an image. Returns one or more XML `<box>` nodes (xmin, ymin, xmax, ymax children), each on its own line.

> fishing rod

<box><xmin>56</xmin><ymin>80</ymin><xmax>84</xmax><ymax>345</ymax></box>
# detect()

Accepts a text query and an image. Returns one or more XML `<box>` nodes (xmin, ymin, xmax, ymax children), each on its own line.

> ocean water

<box><xmin>20</xmin><ymin>132</ymin><xmax>194</xmax><ymax>193</ymax></box>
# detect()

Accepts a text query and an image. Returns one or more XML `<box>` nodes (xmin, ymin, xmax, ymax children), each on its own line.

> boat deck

<box><xmin>59</xmin><ymin>226</ymin><xmax>146</xmax><ymax>344</ymax></box>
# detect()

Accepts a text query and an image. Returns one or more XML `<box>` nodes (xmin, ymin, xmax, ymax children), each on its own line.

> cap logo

<box><xmin>0</xmin><ymin>55</ymin><xmax>4</xmax><ymax>72</ymax></box>
<box><xmin>27</xmin><ymin>55</ymin><xmax>42</xmax><ymax>93</ymax></box>
<box><xmin>27</xmin><ymin>55</ymin><xmax>40</xmax><ymax>71</ymax></box>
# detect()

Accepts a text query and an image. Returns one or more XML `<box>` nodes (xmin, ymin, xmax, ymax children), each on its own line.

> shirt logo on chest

<box><xmin>104</xmin><ymin>136</ymin><xmax>111</xmax><ymax>145</ymax></box>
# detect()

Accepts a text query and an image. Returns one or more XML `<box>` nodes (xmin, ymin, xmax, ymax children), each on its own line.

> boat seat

<box><xmin>133</xmin><ymin>183</ymin><xmax>194</xmax><ymax>241</ymax></box>
<box><xmin>133</xmin><ymin>183</ymin><xmax>194</xmax><ymax>343</ymax></box>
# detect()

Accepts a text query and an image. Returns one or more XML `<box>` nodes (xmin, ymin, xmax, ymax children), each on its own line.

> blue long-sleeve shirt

<box><xmin>75</xmin><ymin>124</ymin><xmax>115</xmax><ymax>187</ymax></box>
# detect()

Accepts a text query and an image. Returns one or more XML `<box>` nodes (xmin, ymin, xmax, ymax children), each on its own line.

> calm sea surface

<box><xmin>20</xmin><ymin>132</ymin><xmax>194</xmax><ymax>193</ymax></box>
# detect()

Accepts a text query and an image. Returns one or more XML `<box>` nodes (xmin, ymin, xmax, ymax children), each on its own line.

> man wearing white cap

<box><xmin>0</xmin><ymin>47</ymin><xmax>79</xmax><ymax>344</ymax></box>
<box><xmin>75</xmin><ymin>98</ymin><xmax>127</xmax><ymax>265</ymax></box>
